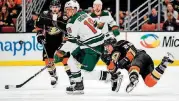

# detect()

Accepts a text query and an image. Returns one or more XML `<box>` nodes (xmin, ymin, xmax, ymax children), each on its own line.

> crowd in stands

<box><xmin>1</xmin><ymin>0</ymin><xmax>179</xmax><ymax>32</ymax></box>
<box><xmin>141</xmin><ymin>0</ymin><xmax>179</xmax><ymax>31</ymax></box>
<box><xmin>0</xmin><ymin>0</ymin><xmax>21</xmax><ymax>32</ymax></box>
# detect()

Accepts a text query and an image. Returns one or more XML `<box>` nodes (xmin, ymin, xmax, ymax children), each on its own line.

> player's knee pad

<box><xmin>144</xmin><ymin>73</ymin><xmax>157</xmax><ymax>87</ymax></box>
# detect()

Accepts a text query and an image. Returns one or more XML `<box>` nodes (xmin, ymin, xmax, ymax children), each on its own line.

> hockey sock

<box><xmin>67</xmin><ymin>55</ymin><xmax>82</xmax><ymax>78</ymax></box>
<box><xmin>145</xmin><ymin>64</ymin><xmax>167</xmax><ymax>87</ymax></box>
<box><xmin>99</xmin><ymin>71</ymin><xmax>111</xmax><ymax>81</ymax></box>
<box><xmin>45</xmin><ymin>58</ymin><xmax>57</xmax><ymax>77</ymax></box>
<box><xmin>128</xmin><ymin>66</ymin><xmax>140</xmax><ymax>74</ymax></box>
<box><xmin>64</xmin><ymin>64</ymin><xmax>72</xmax><ymax>79</ymax></box>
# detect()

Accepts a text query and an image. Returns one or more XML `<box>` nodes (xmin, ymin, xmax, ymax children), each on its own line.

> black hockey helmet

<box><xmin>104</xmin><ymin>38</ymin><xmax>117</xmax><ymax>46</ymax></box>
<box><xmin>50</xmin><ymin>0</ymin><xmax>61</xmax><ymax>9</ymax></box>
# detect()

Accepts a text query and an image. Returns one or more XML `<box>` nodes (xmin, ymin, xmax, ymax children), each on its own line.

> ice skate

<box><xmin>50</xmin><ymin>76</ymin><xmax>58</xmax><ymax>88</ymax></box>
<box><xmin>126</xmin><ymin>71</ymin><xmax>139</xmax><ymax>93</ymax></box>
<box><xmin>66</xmin><ymin>78</ymin><xmax>84</xmax><ymax>94</ymax></box>
<box><xmin>111</xmin><ymin>71</ymin><xmax>123</xmax><ymax>92</ymax></box>
<box><xmin>162</xmin><ymin>52</ymin><xmax>174</xmax><ymax>64</ymax></box>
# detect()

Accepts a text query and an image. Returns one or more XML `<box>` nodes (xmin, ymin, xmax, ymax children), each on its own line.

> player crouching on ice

<box><xmin>101</xmin><ymin>38</ymin><xmax>174</xmax><ymax>93</ymax></box>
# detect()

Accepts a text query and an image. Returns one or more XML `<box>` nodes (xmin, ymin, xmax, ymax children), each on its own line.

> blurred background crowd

<box><xmin>0</xmin><ymin>0</ymin><xmax>179</xmax><ymax>33</ymax></box>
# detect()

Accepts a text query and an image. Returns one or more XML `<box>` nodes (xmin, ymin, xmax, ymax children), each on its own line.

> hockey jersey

<box><xmin>66</xmin><ymin>11</ymin><xmax>104</xmax><ymax>49</ymax></box>
<box><xmin>90</xmin><ymin>10</ymin><xmax>119</xmax><ymax>37</ymax></box>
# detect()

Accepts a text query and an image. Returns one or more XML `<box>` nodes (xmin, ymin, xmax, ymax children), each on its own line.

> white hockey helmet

<box><xmin>65</xmin><ymin>0</ymin><xmax>80</xmax><ymax>11</ymax></box>
<box><xmin>93</xmin><ymin>0</ymin><xmax>103</xmax><ymax>7</ymax></box>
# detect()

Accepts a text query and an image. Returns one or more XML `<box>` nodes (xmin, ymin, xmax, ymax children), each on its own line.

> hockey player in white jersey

<box><xmin>91</xmin><ymin>0</ymin><xmax>120</xmax><ymax>40</ymax></box>
<box><xmin>62</xmin><ymin>0</ymin><xmax>122</xmax><ymax>94</ymax></box>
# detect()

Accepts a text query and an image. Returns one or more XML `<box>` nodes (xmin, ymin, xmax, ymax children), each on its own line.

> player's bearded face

<box><xmin>105</xmin><ymin>45</ymin><xmax>113</xmax><ymax>54</ymax></box>
<box><xmin>66</xmin><ymin>7</ymin><xmax>75</xmax><ymax>18</ymax></box>
<box><xmin>51</xmin><ymin>6</ymin><xmax>60</xmax><ymax>13</ymax></box>
<box><xmin>93</xmin><ymin>4</ymin><xmax>102</xmax><ymax>15</ymax></box>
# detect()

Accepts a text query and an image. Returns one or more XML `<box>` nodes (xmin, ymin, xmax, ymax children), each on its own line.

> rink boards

<box><xmin>0</xmin><ymin>32</ymin><xmax>178</xmax><ymax>66</ymax></box>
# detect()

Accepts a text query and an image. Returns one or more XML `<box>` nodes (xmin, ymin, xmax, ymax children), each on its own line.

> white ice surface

<box><xmin>0</xmin><ymin>66</ymin><xmax>179</xmax><ymax>101</ymax></box>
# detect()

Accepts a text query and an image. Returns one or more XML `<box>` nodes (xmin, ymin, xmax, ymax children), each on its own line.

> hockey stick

<box><xmin>39</xmin><ymin>15</ymin><xmax>102</xmax><ymax>56</ymax></box>
<box><xmin>4</xmin><ymin>66</ymin><xmax>48</xmax><ymax>89</ymax></box>
<box><xmin>71</xmin><ymin>36</ymin><xmax>102</xmax><ymax>55</ymax></box>
<box><xmin>40</xmin><ymin>15</ymin><xmax>67</xmax><ymax>25</ymax></box>
<box><xmin>52</xmin><ymin>21</ymin><xmax>103</xmax><ymax>55</ymax></box>
<box><xmin>4</xmin><ymin>41</ymin><xmax>50</xmax><ymax>89</ymax></box>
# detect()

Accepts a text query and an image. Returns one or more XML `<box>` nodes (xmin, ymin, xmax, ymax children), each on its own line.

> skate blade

<box><xmin>126</xmin><ymin>80</ymin><xmax>139</xmax><ymax>93</ymax></box>
<box><xmin>114</xmin><ymin>75</ymin><xmax>123</xmax><ymax>92</ymax></box>
<box><xmin>167</xmin><ymin>52</ymin><xmax>175</xmax><ymax>63</ymax></box>
<box><xmin>52</xmin><ymin>83</ymin><xmax>58</xmax><ymax>88</ymax></box>
<box><xmin>66</xmin><ymin>90</ymin><xmax>84</xmax><ymax>95</ymax></box>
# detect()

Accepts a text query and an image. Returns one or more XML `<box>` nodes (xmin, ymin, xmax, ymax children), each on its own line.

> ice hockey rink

<box><xmin>0</xmin><ymin>66</ymin><xmax>179</xmax><ymax>101</ymax></box>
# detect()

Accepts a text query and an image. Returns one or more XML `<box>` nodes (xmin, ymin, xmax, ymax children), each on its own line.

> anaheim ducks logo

<box><xmin>112</xmin><ymin>52</ymin><xmax>121</xmax><ymax>63</ymax></box>
<box><xmin>48</xmin><ymin>27</ymin><xmax>61</xmax><ymax>35</ymax></box>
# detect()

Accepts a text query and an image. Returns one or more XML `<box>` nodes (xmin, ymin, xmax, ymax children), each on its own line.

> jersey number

<box><xmin>84</xmin><ymin>18</ymin><xmax>97</xmax><ymax>34</ymax></box>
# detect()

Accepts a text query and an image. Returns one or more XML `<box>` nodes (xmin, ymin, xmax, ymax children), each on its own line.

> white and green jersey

<box><xmin>66</xmin><ymin>11</ymin><xmax>104</xmax><ymax>49</ymax></box>
<box><xmin>90</xmin><ymin>10</ymin><xmax>119</xmax><ymax>37</ymax></box>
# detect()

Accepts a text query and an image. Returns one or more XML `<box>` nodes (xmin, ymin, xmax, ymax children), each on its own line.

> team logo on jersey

<box><xmin>112</xmin><ymin>52</ymin><xmax>121</xmax><ymax>63</ymax></box>
<box><xmin>140</xmin><ymin>34</ymin><xmax>160</xmax><ymax>48</ymax></box>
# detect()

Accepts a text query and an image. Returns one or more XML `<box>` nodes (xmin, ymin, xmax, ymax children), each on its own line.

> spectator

<box><xmin>14</xmin><ymin>0</ymin><xmax>21</xmax><ymax>13</ymax></box>
<box><xmin>0</xmin><ymin>0</ymin><xmax>5</xmax><ymax>9</ymax></box>
<box><xmin>26</xmin><ymin>11</ymin><xmax>41</xmax><ymax>32</ymax></box>
<box><xmin>163</xmin><ymin>0</ymin><xmax>172</xmax><ymax>12</ymax></box>
<box><xmin>147</xmin><ymin>8</ymin><xmax>164</xmax><ymax>24</ymax></box>
<box><xmin>119</xmin><ymin>19</ymin><xmax>124</xmax><ymax>30</ymax></box>
<box><xmin>14</xmin><ymin>0</ymin><xmax>21</xmax><ymax>7</ymax></box>
<box><xmin>164</xmin><ymin>4</ymin><xmax>178</xmax><ymax>21</ymax></box>
<box><xmin>10</xmin><ymin>9</ymin><xmax>17</xmax><ymax>18</ymax></box>
<box><xmin>0</xmin><ymin>6</ymin><xmax>13</xmax><ymax>25</ymax></box>
<box><xmin>6</xmin><ymin>0</ymin><xmax>15</xmax><ymax>11</ymax></box>
<box><xmin>172</xmin><ymin>0</ymin><xmax>179</xmax><ymax>13</ymax></box>
<box><xmin>5</xmin><ymin>0</ymin><xmax>19</xmax><ymax>18</ymax></box>
<box><xmin>163</xmin><ymin>12</ymin><xmax>178</xmax><ymax>31</ymax></box>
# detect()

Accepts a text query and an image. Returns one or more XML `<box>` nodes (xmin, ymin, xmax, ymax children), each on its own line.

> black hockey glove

<box><xmin>101</xmin><ymin>53</ymin><xmax>111</xmax><ymax>65</ymax></box>
<box><xmin>116</xmin><ymin>57</ymin><xmax>130</xmax><ymax>69</ymax></box>
<box><xmin>37</xmin><ymin>32</ymin><xmax>45</xmax><ymax>44</ymax></box>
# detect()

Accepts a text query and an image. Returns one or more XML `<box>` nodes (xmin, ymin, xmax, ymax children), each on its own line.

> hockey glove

<box><xmin>116</xmin><ymin>57</ymin><xmax>130</xmax><ymax>69</ymax></box>
<box><xmin>37</xmin><ymin>32</ymin><xmax>45</xmax><ymax>44</ymax></box>
<box><xmin>101</xmin><ymin>53</ymin><xmax>111</xmax><ymax>65</ymax></box>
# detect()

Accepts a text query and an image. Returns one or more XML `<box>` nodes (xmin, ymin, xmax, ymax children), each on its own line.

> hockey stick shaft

<box><xmin>40</xmin><ymin>16</ymin><xmax>67</xmax><ymax>24</ymax></box>
<box><xmin>68</xmin><ymin>34</ymin><xmax>102</xmax><ymax>55</ymax></box>
<box><xmin>6</xmin><ymin>40</ymin><xmax>50</xmax><ymax>89</ymax></box>
<box><xmin>54</xmin><ymin>25</ymin><xmax>103</xmax><ymax>55</ymax></box>
<box><xmin>76</xmin><ymin>39</ymin><xmax>102</xmax><ymax>55</ymax></box>
<box><xmin>42</xmin><ymin>16</ymin><xmax>102</xmax><ymax>55</ymax></box>
<box><xmin>15</xmin><ymin>66</ymin><xmax>48</xmax><ymax>88</ymax></box>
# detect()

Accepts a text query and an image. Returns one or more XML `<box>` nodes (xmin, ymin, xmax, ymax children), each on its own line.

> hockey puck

<box><xmin>19</xmin><ymin>40</ymin><xmax>24</xmax><ymax>45</ymax></box>
<box><xmin>5</xmin><ymin>85</ymin><xmax>9</xmax><ymax>89</ymax></box>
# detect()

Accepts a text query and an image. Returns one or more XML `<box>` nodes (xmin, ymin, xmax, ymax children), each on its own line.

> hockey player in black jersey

<box><xmin>101</xmin><ymin>38</ymin><xmax>174</xmax><ymax>93</ymax></box>
<box><xmin>36</xmin><ymin>0</ymin><xmax>67</xmax><ymax>87</ymax></box>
